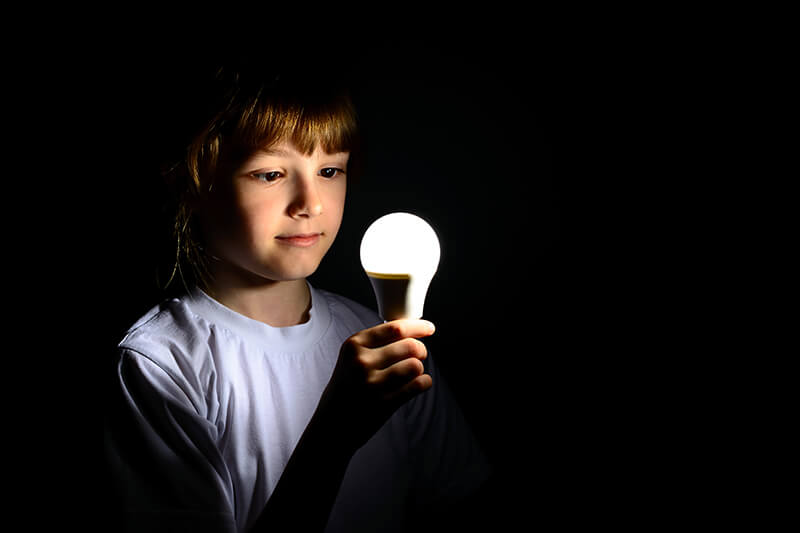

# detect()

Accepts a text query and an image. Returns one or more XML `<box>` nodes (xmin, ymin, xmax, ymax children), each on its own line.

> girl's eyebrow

<box><xmin>259</xmin><ymin>147</ymin><xmax>291</xmax><ymax>157</ymax></box>
<box><xmin>254</xmin><ymin>148</ymin><xmax>350</xmax><ymax>160</ymax></box>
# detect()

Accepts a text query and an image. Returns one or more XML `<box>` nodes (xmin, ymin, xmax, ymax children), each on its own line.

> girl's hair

<box><xmin>160</xmin><ymin>62</ymin><xmax>360</xmax><ymax>292</ymax></box>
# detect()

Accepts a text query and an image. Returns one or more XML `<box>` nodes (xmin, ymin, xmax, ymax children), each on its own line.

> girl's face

<box><xmin>200</xmin><ymin>141</ymin><xmax>348</xmax><ymax>283</ymax></box>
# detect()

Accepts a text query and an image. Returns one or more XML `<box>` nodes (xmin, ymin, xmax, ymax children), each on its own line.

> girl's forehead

<box><xmin>256</xmin><ymin>140</ymin><xmax>350</xmax><ymax>159</ymax></box>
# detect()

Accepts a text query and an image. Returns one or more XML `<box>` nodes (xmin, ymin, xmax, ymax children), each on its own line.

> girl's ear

<box><xmin>186</xmin><ymin>186</ymin><xmax>214</xmax><ymax>223</ymax></box>
<box><xmin>185</xmin><ymin>191</ymin><xmax>202</xmax><ymax>213</ymax></box>
<box><xmin>186</xmin><ymin>165</ymin><xmax>220</xmax><ymax>211</ymax></box>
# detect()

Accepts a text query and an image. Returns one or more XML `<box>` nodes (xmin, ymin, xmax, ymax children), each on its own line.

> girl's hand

<box><xmin>318</xmin><ymin>319</ymin><xmax>436</xmax><ymax>451</ymax></box>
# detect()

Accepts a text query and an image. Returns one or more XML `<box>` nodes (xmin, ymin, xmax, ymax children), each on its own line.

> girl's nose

<box><xmin>288</xmin><ymin>176</ymin><xmax>323</xmax><ymax>219</ymax></box>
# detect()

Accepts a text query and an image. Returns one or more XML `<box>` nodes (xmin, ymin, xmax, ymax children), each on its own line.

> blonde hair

<box><xmin>161</xmin><ymin>64</ymin><xmax>360</xmax><ymax>292</ymax></box>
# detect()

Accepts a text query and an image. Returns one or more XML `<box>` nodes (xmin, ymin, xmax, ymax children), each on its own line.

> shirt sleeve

<box><xmin>403</xmin><ymin>352</ymin><xmax>492</xmax><ymax>510</ymax></box>
<box><xmin>104</xmin><ymin>349</ymin><xmax>237</xmax><ymax>533</ymax></box>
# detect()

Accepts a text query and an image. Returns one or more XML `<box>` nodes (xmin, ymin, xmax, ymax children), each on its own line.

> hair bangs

<box><xmin>292</xmin><ymin>101</ymin><xmax>358</xmax><ymax>156</ymax></box>
<box><xmin>238</xmin><ymin>92</ymin><xmax>358</xmax><ymax>159</ymax></box>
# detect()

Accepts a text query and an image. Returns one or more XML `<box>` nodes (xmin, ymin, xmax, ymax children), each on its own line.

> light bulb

<box><xmin>360</xmin><ymin>212</ymin><xmax>440</xmax><ymax>321</ymax></box>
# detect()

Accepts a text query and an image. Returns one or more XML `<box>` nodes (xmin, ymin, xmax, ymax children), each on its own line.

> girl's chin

<box><xmin>257</xmin><ymin>261</ymin><xmax>323</xmax><ymax>283</ymax></box>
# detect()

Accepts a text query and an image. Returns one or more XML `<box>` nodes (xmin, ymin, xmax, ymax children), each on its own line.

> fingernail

<box><xmin>423</xmin><ymin>320</ymin><xmax>435</xmax><ymax>333</ymax></box>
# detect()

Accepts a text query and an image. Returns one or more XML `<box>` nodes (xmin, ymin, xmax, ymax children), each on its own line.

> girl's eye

<box><xmin>251</xmin><ymin>171</ymin><xmax>283</xmax><ymax>183</ymax></box>
<box><xmin>320</xmin><ymin>167</ymin><xmax>345</xmax><ymax>179</ymax></box>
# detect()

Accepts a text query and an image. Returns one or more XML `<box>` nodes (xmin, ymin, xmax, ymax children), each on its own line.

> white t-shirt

<box><xmin>104</xmin><ymin>283</ymin><xmax>490</xmax><ymax>532</ymax></box>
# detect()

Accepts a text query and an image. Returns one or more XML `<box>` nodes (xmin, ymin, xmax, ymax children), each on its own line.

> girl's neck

<box><xmin>204</xmin><ymin>261</ymin><xmax>311</xmax><ymax>328</ymax></box>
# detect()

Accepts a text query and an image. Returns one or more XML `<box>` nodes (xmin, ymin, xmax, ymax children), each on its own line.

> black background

<box><xmin>94</xmin><ymin>41</ymin><xmax>663</xmax><ymax>528</ymax></box>
<box><xmin>7</xmin><ymin>15</ymin><xmax>771</xmax><ymax>530</ymax></box>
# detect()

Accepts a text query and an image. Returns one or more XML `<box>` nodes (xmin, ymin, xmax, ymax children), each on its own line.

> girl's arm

<box><xmin>251</xmin><ymin>319</ymin><xmax>435</xmax><ymax>532</ymax></box>
<box><xmin>105</xmin><ymin>350</ymin><xmax>237</xmax><ymax>532</ymax></box>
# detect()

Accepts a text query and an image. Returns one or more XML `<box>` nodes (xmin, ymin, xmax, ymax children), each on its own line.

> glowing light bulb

<box><xmin>360</xmin><ymin>212</ymin><xmax>441</xmax><ymax>321</ymax></box>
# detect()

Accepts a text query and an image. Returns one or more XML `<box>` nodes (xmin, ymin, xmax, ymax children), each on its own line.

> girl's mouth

<box><xmin>275</xmin><ymin>233</ymin><xmax>322</xmax><ymax>247</ymax></box>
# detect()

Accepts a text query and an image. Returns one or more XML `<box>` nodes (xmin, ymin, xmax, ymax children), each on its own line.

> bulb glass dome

<box><xmin>360</xmin><ymin>212</ymin><xmax>440</xmax><ymax>320</ymax></box>
<box><xmin>360</xmin><ymin>212</ymin><xmax>440</xmax><ymax>277</ymax></box>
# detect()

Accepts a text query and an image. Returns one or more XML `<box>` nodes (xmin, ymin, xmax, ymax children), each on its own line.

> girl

<box><xmin>104</xmin><ymin>61</ymin><xmax>490</xmax><ymax>532</ymax></box>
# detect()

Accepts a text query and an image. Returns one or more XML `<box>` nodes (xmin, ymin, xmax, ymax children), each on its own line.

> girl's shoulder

<box><xmin>117</xmin><ymin>295</ymin><xmax>213</xmax><ymax>369</ymax></box>
<box><xmin>315</xmin><ymin>287</ymin><xmax>382</xmax><ymax>331</ymax></box>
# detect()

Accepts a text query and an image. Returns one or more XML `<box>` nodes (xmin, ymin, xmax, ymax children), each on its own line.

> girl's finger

<box><xmin>354</xmin><ymin>319</ymin><xmax>435</xmax><ymax>349</ymax></box>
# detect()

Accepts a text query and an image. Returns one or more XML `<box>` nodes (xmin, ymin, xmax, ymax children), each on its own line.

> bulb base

<box><xmin>366</xmin><ymin>272</ymin><xmax>428</xmax><ymax>321</ymax></box>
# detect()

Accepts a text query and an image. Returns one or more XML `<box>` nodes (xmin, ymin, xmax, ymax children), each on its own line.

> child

<box><xmin>104</xmin><ymin>61</ymin><xmax>490</xmax><ymax>532</ymax></box>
